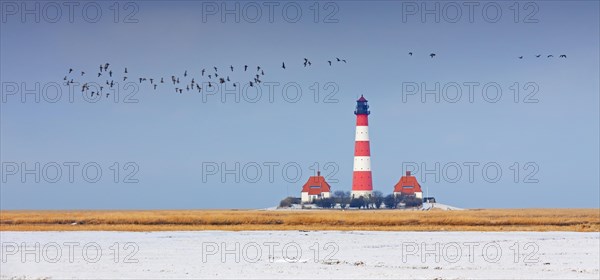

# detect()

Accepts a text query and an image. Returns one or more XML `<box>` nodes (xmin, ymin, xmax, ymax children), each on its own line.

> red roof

<box><xmin>301</xmin><ymin>174</ymin><xmax>331</xmax><ymax>195</ymax></box>
<box><xmin>393</xmin><ymin>171</ymin><xmax>422</xmax><ymax>194</ymax></box>
<box><xmin>357</xmin><ymin>95</ymin><xmax>368</xmax><ymax>102</ymax></box>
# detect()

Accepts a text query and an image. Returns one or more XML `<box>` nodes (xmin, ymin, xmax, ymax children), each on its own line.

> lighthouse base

<box><xmin>351</xmin><ymin>190</ymin><xmax>373</xmax><ymax>199</ymax></box>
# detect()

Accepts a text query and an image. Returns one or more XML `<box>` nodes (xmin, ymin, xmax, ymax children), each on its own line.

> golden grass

<box><xmin>1</xmin><ymin>209</ymin><xmax>598</xmax><ymax>232</ymax></box>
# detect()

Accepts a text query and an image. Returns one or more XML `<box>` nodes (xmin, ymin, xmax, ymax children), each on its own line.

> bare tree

<box><xmin>371</xmin><ymin>191</ymin><xmax>384</xmax><ymax>209</ymax></box>
<box><xmin>333</xmin><ymin>190</ymin><xmax>351</xmax><ymax>209</ymax></box>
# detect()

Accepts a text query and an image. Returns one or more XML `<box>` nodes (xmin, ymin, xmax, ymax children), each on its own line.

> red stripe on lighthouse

<box><xmin>356</xmin><ymin>114</ymin><xmax>369</xmax><ymax>126</ymax></box>
<box><xmin>352</xmin><ymin>171</ymin><xmax>373</xmax><ymax>190</ymax></box>
<box><xmin>354</xmin><ymin>141</ymin><xmax>371</xmax><ymax>156</ymax></box>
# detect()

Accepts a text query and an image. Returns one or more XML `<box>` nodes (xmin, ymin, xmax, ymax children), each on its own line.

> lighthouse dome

<box><xmin>355</xmin><ymin>95</ymin><xmax>370</xmax><ymax>115</ymax></box>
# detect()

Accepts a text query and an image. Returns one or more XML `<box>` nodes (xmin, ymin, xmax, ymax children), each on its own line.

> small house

<box><xmin>300</xmin><ymin>171</ymin><xmax>332</xmax><ymax>203</ymax></box>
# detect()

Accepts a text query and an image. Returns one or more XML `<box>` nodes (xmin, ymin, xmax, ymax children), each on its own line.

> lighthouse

<box><xmin>351</xmin><ymin>95</ymin><xmax>373</xmax><ymax>199</ymax></box>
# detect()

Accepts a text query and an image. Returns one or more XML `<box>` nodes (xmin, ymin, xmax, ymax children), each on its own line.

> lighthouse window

<box><xmin>403</xmin><ymin>186</ymin><xmax>414</xmax><ymax>189</ymax></box>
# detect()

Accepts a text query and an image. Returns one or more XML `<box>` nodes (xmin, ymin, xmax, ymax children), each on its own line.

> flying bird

<box><xmin>125</xmin><ymin>68</ymin><xmax>128</xmax><ymax>73</ymax></box>
<box><xmin>230</xmin><ymin>65</ymin><xmax>234</xmax><ymax>71</ymax></box>
<box><xmin>244</xmin><ymin>65</ymin><xmax>248</xmax><ymax>71</ymax></box>
<box><xmin>328</xmin><ymin>61</ymin><xmax>332</xmax><ymax>66</ymax></box>
<box><xmin>518</xmin><ymin>56</ymin><xmax>523</xmax><ymax>59</ymax></box>
<box><xmin>536</xmin><ymin>54</ymin><xmax>541</xmax><ymax>58</ymax></box>
<box><xmin>282</xmin><ymin>62</ymin><xmax>286</xmax><ymax>69</ymax></box>
<box><xmin>559</xmin><ymin>54</ymin><xmax>567</xmax><ymax>58</ymax></box>
<box><xmin>430</xmin><ymin>53</ymin><xmax>436</xmax><ymax>58</ymax></box>
<box><xmin>409</xmin><ymin>52</ymin><xmax>413</xmax><ymax>56</ymax></box>
<box><xmin>548</xmin><ymin>55</ymin><xmax>554</xmax><ymax>58</ymax></box>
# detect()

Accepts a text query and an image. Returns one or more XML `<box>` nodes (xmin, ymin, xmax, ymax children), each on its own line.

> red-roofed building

<box><xmin>393</xmin><ymin>171</ymin><xmax>423</xmax><ymax>199</ymax></box>
<box><xmin>300</xmin><ymin>171</ymin><xmax>332</xmax><ymax>203</ymax></box>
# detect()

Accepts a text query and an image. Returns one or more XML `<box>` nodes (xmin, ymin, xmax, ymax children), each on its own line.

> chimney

<box><xmin>317</xmin><ymin>171</ymin><xmax>321</xmax><ymax>177</ymax></box>
<box><xmin>406</xmin><ymin>171</ymin><xmax>411</xmax><ymax>176</ymax></box>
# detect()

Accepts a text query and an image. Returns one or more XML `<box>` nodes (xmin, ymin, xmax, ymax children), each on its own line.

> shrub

<box><xmin>383</xmin><ymin>194</ymin><xmax>398</xmax><ymax>209</ymax></box>
<box><xmin>314</xmin><ymin>197</ymin><xmax>335</xmax><ymax>208</ymax></box>
<box><xmin>279</xmin><ymin>197</ymin><xmax>299</xmax><ymax>208</ymax></box>
<box><xmin>349</xmin><ymin>197</ymin><xmax>368</xmax><ymax>209</ymax></box>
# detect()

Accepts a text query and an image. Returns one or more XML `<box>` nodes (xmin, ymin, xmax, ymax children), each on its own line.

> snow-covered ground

<box><xmin>423</xmin><ymin>203</ymin><xmax>464</xmax><ymax>211</ymax></box>
<box><xmin>1</xmin><ymin>231</ymin><xmax>598</xmax><ymax>279</ymax></box>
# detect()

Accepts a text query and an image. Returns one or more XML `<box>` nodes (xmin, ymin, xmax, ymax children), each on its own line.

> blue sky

<box><xmin>1</xmin><ymin>1</ymin><xmax>599</xmax><ymax>209</ymax></box>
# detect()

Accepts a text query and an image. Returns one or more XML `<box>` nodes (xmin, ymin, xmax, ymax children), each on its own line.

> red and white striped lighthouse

<box><xmin>351</xmin><ymin>95</ymin><xmax>373</xmax><ymax>198</ymax></box>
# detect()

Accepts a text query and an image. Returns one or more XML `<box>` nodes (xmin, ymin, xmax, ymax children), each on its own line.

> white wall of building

<box><xmin>301</xmin><ymin>192</ymin><xmax>331</xmax><ymax>204</ymax></box>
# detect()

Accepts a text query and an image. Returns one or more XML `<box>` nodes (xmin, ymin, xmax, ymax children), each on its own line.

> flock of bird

<box><xmin>408</xmin><ymin>52</ymin><xmax>438</xmax><ymax>58</ymax></box>
<box><xmin>407</xmin><ymin>51</ymin><xmax>568</xmax><ymax>59</ymax></box>
<box><xmin>518</xmin><ymin>54</ymin><xmax>567</xmax><ymax>59</ymax></box>
<box><xmin>63</xmin><ymin>52</ymin><xmax>569</xmax><ymax>97</ymax></box>
<box><xmin>63</xmin><ymin>58</ymin><xmax>349</xmax><ymax>97</ymax></box>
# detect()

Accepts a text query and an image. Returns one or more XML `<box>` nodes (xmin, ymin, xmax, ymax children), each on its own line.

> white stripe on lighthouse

<box><xmin>355</xmin><ymin>126</ymin><xmax>369</xmax><ymax>141</ymax></box>
<box><xmin>353</xmin><ymin>156</ymin><xmax>371</xmax><ymax>171</ymax></box>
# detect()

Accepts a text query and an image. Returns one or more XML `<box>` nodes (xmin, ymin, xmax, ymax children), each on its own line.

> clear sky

<box><xmin>1</xmin><ymin>1</ymin><xmax>598</xmax><ymax>209</ymax></box>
